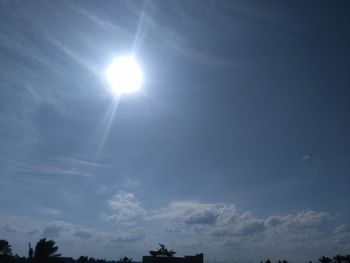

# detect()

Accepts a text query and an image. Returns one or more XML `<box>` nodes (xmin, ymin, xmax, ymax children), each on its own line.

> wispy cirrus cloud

<box><xmin>0</xmin><ymin>156</ymin><xmax>95</xmax><ymax>178</ymax></box>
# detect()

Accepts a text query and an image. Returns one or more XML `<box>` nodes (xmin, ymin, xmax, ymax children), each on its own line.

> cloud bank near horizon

<box><xmin>1</xmin><ymin>191</ymin><xmax>349</xmax><ymax>261</ymax></box>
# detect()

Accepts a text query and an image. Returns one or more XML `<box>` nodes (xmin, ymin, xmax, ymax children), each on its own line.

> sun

<box><xmin>106</xmin><ymin>55</ymin><xmax>143</xmax><ymax>95</ymax></box>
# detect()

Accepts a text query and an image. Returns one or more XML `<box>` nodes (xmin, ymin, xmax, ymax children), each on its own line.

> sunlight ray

<box><xmin>132</xmin><ymin>0</ymin><xmax>151</xmax><ymax>55</ymax></box>
<box><xmin>92</xmin><ymin>96</ymin><xmax>120</xmax><ymax>162</ymax></box>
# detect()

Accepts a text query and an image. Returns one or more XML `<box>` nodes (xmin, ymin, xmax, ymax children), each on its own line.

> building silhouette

<box><xmin>143</xmin><ymin>245</ymin><xmax>203</xmax><ymax>263</ymax></box>
<box><xmin>143</xmin><ymin>253</ymin><xmax>203</xmax><ymax>263</ymax></box>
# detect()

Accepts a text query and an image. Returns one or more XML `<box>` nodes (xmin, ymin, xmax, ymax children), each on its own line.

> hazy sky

<box><xmin>1</xmin><ymin>1</ymin><xmax>350</xmax><ymax>262</ymax></box>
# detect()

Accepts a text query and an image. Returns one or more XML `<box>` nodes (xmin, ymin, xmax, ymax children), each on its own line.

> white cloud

<box><xmin>291</xmin><ymin>209</ymin><xmax>330</xmax><ymax>227</ymax></box>
<box><xmin>104</xmin><ymin>191</ymin><xmax>145</xmax><ymax>223</ymax></box>
<box><xmin>265</xmin><ymin>210</ymin><xmax>331</xmax><ymax>234</ymax></box>
<box><xmin>211</xmin><ymin>211</ymin><xmax>265</xmax><ymax>238</ymax></box>
<box><xmin>103</xmin><ymin>193</ymin><xmax>333</xmax><ymax>247</ymax></box>
<box><xmin>148</xmin><ymin>201</ymin><xmax>237</xmax><ymax>225</ymax></box>
<box><xmin>0</xmin><ymin>197</ymin><xmax>349</xmax><ymax>262</ymax></box>
<box><xmin>334</xmin><ymin>224</ymin><xmax>348</xmax><ymax>235</ymax></box>
<box><xmin>332</xmin><ymin>224</ymin><xmax>350</xmax><ymax>246</ymax></box>
<box><xmin>140</xmin><ymin>198</ymin><xmax>338</xmax><ymax>260</ymax></box>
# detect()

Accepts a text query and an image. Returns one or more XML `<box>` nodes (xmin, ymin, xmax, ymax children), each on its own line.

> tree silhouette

<box><xmin>333</xmin><ymin>255</ymin><xmax>344</xmax><ymax>263</ymax></box>
<box><xmin>0</xmin><ymin>240</ymin><xmax>14</xmax><ymax>263</ymax></box>
<box><xmin>77</xmin><ymin>256</ymin><xmax>89</xmax><ymax>263</ymax></box>
<box><xmin>0</xmin><ymin>240</ymin><xmax>12</xmax><ymax>256</ymax></box>
<box><xmin>32</xmin><ymin>238</ymin><xmax>61</xmax><ymax>263</ymax></box>
<box><xmin>318</xmin><ymin>256</ymin><xmax>332</xmax><ymax>263</ymax></box>
<box><xmin>118</xmin><ymin>257</ymin><xmax>133</xmax><ymax>263</ymax></box>
<box><xmin>3</xmin><ymin>240</ymin><xmax>350</xmax><ymax>263</ymax></box>
<box><xmin>76</xmin><ymin>256</ymin><xmax>106</xmax><ymax>263</ymax></box>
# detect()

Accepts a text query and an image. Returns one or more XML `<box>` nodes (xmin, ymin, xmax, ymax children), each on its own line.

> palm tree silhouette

<box><xmin>0</xmin><ymin>240</ymin><xmax>12</xmax><ymax>256</ymax></box>
<box><xmin>318</xmin><ymin>256</ymin><xmax>332</xmax><ymax>263</ymax></box>
<box><xmin>32</xmin><ymin>238</ymin><xmax>61</xmax><ymax>263</ymax></box>
<box><xmin>333</xmin><ymin>255</ymin><xmax>344</xmax><ymax>263</ymax></box>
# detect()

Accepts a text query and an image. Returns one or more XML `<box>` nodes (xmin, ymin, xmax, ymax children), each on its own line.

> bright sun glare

<box><xmin>106</xmin><ymin>56</ymin><xmax>143</xmax><ymax>95</ymax></box>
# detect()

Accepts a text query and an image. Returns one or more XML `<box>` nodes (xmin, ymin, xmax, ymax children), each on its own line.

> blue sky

<box><xmin>1</xmin><ymin>1</ymin><xmax>350</xmax><ymax>262</ymax></box>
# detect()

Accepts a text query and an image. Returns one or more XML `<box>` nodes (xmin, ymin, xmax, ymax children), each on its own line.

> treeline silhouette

<box><xmin>1</xmin><ymin>238</ymin><xmax>350</xmax><ymax>263</ymax></box>
<box><xmin>0</xmin><ymin>238</ymin><xmax>132</xmax><ymax>263</ymax></box>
